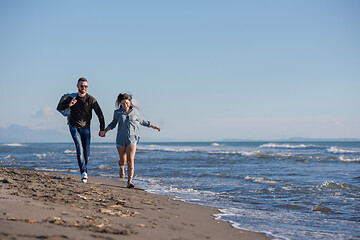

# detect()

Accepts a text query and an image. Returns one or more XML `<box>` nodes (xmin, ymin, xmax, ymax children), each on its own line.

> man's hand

<box><xmin>99</xmin><ymin>131</ymin><xmax>106</xmax><ymax>137</ymax></box>
<box><xmin>69</xmin><ymin>98</ymin><xmax>77</xmax><ymax>107</ymax></box>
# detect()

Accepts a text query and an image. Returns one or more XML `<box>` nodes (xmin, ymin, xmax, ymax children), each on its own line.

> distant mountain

<box><xmin>0</xmin><ymin>124</ymin><xmax>70</xmax><ymax>143</ymax></box>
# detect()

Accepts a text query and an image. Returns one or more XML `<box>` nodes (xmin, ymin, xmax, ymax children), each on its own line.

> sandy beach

<box><xmin>0</xmin><ymin>167</ymin><xmax>270</xmax><ymax>240</ymax></box>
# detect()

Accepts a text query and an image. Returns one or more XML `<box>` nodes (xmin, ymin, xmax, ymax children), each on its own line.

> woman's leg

<box><xmin>116</xmin><ymin>146</ymin><xmax>126</xmax><ymax>179</ymax></box>
<box><xmin>126</xmin><ymin>145</ymin><xmax>137</xmax><ymax>186</ymax></box>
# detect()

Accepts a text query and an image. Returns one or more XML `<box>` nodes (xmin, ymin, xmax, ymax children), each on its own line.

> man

<box><xmin>57</xmin><ymin>77</ymin><xmax>105</xmax><ymax>183</ymax></box>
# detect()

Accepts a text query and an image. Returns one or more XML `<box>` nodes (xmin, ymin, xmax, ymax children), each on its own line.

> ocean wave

<box><xmin>338</xmin><ymin>156</ymin><xmax>360</xmax><ymax>162</ymax></box>
<box><xmin>327</xmin><ymin>146</ymin><xmax>358</xmax><ymax>154</ymax></box>
<box><xmin>96</xmin><ymin>164</ymin><xmax>113</xmax><ymax>171</ymax></box>
<box><xmin>242</xmin><ymin>151</ymin><xmax>292</xmax><ymax>159</ymax></box>
<box><xmin>209</xmin><ymin>150</ymin><xmax>252</xmax><ymax>155</ymax></box>
<box><xmin>313</xmin><ymin>181</ymin><xmax>360</xmax><ymax>191</ymax></box>
<box><xmin>150</xmin><ymin>185</ymin><xmax>217</xmax><ymax>202</ymax></box>
<box><xmin>311</xmin><ymin>203</ymin><xmax>335</xmax><ymax>214</ymax></box>
<box><xmin>245</xmin><ymin>176</ymin><xmax>283</xmax><ymax>184</ymax></box>
<box><xmin>34</xmin><ymin>167</ymin><xmax>70</xmax><ymax>172</ymax></box>
<box><xmin>215</xmin><ymin>207</ymin><xmax>355</xmax><ymax>240</ymax></box>
<box><xmin>63</xmin><ymin>149</ymin><xmax>76</xmax><ymax>154</ymax></box>
<box><xmin>138</xmin><ymin>177</ymin><xmax>218</xmax><ymax>203</ymax></box>
<box><xmin>98</xmin><ymin>173</ymin><xmax>118</xmax><ymax>178</ymax></box>
<box><xmin>3</xmin><ymin>143</ymin><xmax>26</xmax><ymax>147</ymax></box>
<box><xmin>214</xmin><ymin>208</ymin><xmax>290</xmax><ymax>240</ymax></box>
<box><xmin>211</xmin><ymin>142</ymin><xmax>226</xmax><ymax>147</ymax></box>
<box><xmin>199</xmin><ymin>173</ymin><xmax>242</xmax><ymax>179</ymax></box>
<box><xmin>137</xmin><ymin>145</ymin><xmax>203</xmax><ymax>153</ymax></box>
<box><xmin>33</xmin><ymin>154</ymin><xmax>47</xmax><ymax>160</ymax></box>
<box><xmin>260</xmin><ymin>143</ymin><xmax>316</xmax><ymax>149</ymax></box>
<box><xmin>209</xmin><ymin>150</ymin><xmax>291</xmax><ymax>159</ymax></box>
<box><xmin>167</xmin><ymin>186</ymin><xmax>217</xmax><ymax>196</ymax></box>
<box><xmin>4</xmin><ymin>155</ymin><xmax>15</xmax><ymax>160</ymax></box>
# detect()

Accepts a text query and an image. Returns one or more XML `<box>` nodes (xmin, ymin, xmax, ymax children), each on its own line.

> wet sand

<box><xmin>0</xmin><ymin>167</ymin><xmax>270</xmax><ymax>239</ymax></box>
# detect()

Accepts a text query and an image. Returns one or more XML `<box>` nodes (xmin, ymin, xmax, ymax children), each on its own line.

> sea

<box><xmin>1</xmin><ymin>141</ymin><xmax>359</xmax><ymax>240</ymax></box>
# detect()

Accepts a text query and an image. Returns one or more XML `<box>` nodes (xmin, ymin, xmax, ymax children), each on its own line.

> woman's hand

<box><xmin>151</xmin><ymin>125</ymin><xmax>161</xmax><ymax>131</ymax></box>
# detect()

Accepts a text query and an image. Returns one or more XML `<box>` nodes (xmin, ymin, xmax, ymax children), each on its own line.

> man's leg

<box><xmin>69</xmin><ymin>126</ymin><xmax>85</xmax><ymax>174</ymax></box>
<box><xmin>80</xmin><ymin>128</ymin><xmax>91</xmax><ymax>174</ymax></box>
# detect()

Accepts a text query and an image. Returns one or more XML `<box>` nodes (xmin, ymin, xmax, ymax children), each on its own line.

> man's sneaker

<box><xmin>81</xmin><ymin>172</ymin><xmax>88</xmax><ymax>183</ymax></box>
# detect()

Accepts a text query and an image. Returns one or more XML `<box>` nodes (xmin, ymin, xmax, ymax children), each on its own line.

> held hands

<box><xmin>99</xmin><ymin>127</ymin><xmax>110</xmax><ymax>138</ymax></box>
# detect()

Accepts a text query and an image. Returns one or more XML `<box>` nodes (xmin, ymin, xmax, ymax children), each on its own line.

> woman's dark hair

<box><xmin>116</xmin><ymin>93</ymin><xmax>133</xmax><ymax>109</ymax></box>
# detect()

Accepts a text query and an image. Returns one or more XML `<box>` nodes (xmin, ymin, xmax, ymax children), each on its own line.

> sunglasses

<box><xmin>80</xmin><ymin>85</ymin><xmax>88</xmax><ymax>88</ymax></box>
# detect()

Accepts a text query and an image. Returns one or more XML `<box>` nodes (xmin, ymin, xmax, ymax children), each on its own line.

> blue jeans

<box><xmin>69</xmin><ymin>126</ymin><xmax>91</xmax><ymax>174</ymax></box>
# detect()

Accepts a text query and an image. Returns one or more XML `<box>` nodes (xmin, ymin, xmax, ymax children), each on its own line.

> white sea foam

<box><xmin>214</xmin><ymin>207</ymin><xmax>352</xmax><ymax>240</ymax></box>
<box><xmin>338</xmin><ymin>156</ymin><xmax>360</xmax><ymax>162</ymax></box>
<box><xmin>64</xmin><ymin>149</ymin><xmax>76</xmax><ymax>154</ymax></box>
<box><xmin>139</xmin><ymin>144</ymin><xmax>289</xmax><ymax>158</ymax></box>
<box><xmin>260</xmin><ymin>143</ymin><xmax>314</xmax><ymax>149</ymax></box>
<box><xmin>33</xmin><ymin>154</ymin><xmax>47</xmax><ymax>159</ymax></box>
<box><xmin>313</xmin><ymin>181</ymin><xmax>360</xmax><ymax>191</ymax></box>
<box><xmin>239</xmin><ymin>151</ymin><xmax>263</xmax><ymax>156</ymax></box>
<box><xmin>209</xmin><ymin>150</ymin><xmax>252</xmax><ymax>155</ymax></box>
<box><xmin>137</xmin><ymin>145</ymin><xmax>202</xmax><ymax>152</ymax></box>
<box><xmin>96</xmin><ymin>164</ymin><xmax>113</xmax><ymax>171</ymax></box>
<box><xmin>245</xmin><ymin>176</ymin><xmax>282</xmax><ymax>184</ymax></box>
<box><xmin>3</xmin><ymin>143</ymin><xmax>25</xmax><ymax>147</ymax></box>
<box><xmin>34</xmin><ymin>167</ymin><xmax>78</xmax><ymax>173</ymax></box>
<box><xmin>98</xmin><ymin>173</ymin><xmax>118</xmax><ymax>178</ymax></box>
<box><xmin>209</xmin><ymin>150</ymin><xmax>291</xmax><ymax>159</ymax></box>
<box><xmin>240</xmin><ymin>151</ymin><xmax>286</xmax><ymax>158</ymax></box>
<box><xmin>327</xmin><ymin>146</ymin><xmax>358</xmax><ymax>154</ymax></box>
<box><xmin>214</xmin><ymin>208</ymin><xmax>291</xmax><ymax>240</ymax></box>
<box><xmin>138</xmin><ymin>176</ymin><xmax>217</xmax><ymax>203</ymax></box>
<box><xmin>35</xmin><ymin>167</ymin><xmax>68</xmax><ymax>172</ymax></box>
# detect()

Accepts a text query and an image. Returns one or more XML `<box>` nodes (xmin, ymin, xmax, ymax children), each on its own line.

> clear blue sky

<box><xmin>1</xmin><ymin>0</ymin><xmax>359</xmax><ymax>141</ymax></box>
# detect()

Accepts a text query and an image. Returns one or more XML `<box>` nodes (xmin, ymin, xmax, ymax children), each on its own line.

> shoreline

<box><xmin>0</xmin><ymin>167</ymin><xmax>270</xmax><ymax>239</ymax></box>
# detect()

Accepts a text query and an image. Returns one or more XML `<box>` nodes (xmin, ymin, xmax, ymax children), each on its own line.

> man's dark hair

<box><xmin>78</xmin><ymin>77</ymin><xmax>88</xmax><ymax>83</ymax></box>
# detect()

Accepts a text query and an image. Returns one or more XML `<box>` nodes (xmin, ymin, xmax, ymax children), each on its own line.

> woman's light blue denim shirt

<box><xmin>107</xmin><ymin>107</ymin><xmax>151</xmax><ymax>145</ymax></box>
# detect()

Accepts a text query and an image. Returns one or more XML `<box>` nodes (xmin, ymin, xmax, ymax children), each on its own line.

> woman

<box><xmin>101</xmin><ymin>93</ymin><xmax>160</xmax><ymax>188</ymax></box>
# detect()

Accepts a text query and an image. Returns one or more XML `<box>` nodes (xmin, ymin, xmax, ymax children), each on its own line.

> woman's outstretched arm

<box><xmin>150</xmin><ymin>124</ymin><xmax>161</xmax><ymax>131</ymax></box>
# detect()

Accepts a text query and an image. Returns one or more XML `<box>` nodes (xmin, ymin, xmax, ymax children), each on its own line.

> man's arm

<box><xmin>92</xmin><ymin>101</ymin><xmax>105</xmax><ymax>131</ymax></box>
<box><xmin>57</xmin><ymin>96</ymin><xmax>72</xmax><ymax>111</ymax></box>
